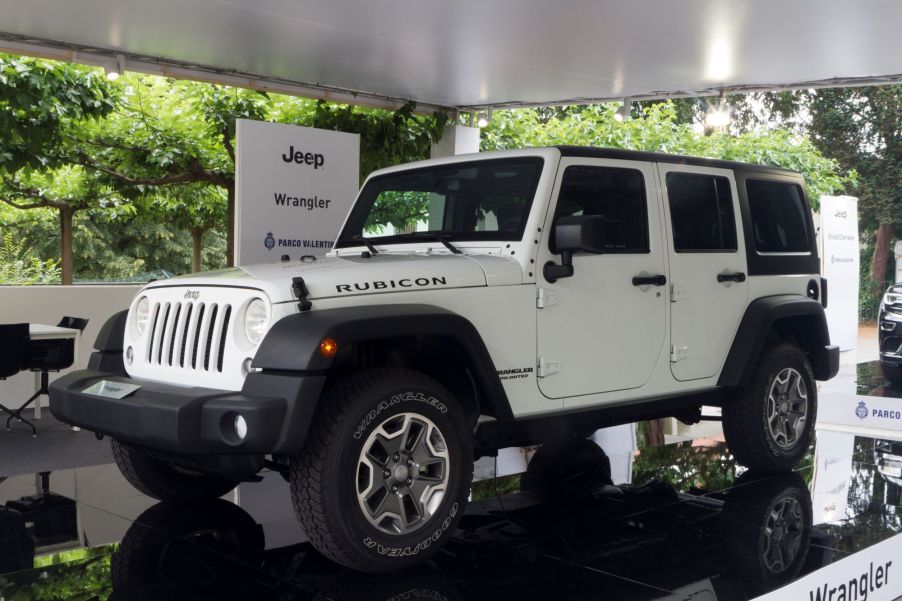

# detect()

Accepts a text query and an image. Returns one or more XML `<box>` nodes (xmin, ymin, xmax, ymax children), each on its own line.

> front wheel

<box><xmin>723</xmin><ymin>343</ymin><xmax>816</xmax><ymax>470</ymax></box>
<box><xmin>291</xmin><ymin>369</ymin><xmax>473</xmax><ymax>573</ymax></box>
<box><xmin>111</xmin><ymin>440</ymin><xmax>238</xmax><ymax>502</ymax></box>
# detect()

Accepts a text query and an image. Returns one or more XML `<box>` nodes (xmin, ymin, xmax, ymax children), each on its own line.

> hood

<box><xmin>145</xmin><ymin>253</ymin><xmax>523</xmax><ymax>303</ymax></box>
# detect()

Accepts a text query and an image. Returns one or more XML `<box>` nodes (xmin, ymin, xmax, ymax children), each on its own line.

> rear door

<box><xmin>658</xmin><ymin>164</ymin><xmax>749</xmax><ymax>382</ymax></box>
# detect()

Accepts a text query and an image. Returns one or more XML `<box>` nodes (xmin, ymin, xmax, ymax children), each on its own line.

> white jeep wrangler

<box><xmin>50</xmin><ymin>146</ymin><xmax>838</xmax><ymax>572</ymax></box>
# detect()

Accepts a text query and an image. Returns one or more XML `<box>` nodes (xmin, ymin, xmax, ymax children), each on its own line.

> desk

<box><xmin>26</xmin><ymin>325</ymin><xmax>80</xmax><ymax>419</ymax></box>
<box><xmin>29</xmin><ymin>325</ymin><xmax>79</xmax><ymax>342</ymax></box>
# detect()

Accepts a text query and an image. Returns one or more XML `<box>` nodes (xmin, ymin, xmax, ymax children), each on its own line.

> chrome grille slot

<box><xmin>144</xmin><ymin>299</ymin><xmax>232</xmax><ymax>372</ymax></box>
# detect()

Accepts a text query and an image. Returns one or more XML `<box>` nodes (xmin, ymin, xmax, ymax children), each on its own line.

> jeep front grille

<box><xmin>146</xmin><ymin>301</ymin><xmax>233</xmax><ymax>372</ymax></box>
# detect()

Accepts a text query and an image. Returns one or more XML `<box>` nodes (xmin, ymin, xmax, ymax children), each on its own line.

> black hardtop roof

<box><xmin>555</xmin><ymin>145</ymin><xmax>799</xmax><ymax>177</ymax></box>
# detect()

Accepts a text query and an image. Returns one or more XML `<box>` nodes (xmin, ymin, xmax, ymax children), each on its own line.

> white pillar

<box><xmin>895</xmin><ymin>241</ymin><xmax>902</xmax><ymax>284</ymax></box>
<box><xmin>430</xmin><ymin>124</ymin><xmax>480</xmax><ymax>158</ymax></box>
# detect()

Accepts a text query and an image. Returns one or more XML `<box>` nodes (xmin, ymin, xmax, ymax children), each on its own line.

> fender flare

<box><xmin>252</xmin><ymin>304</ymin><xmax>514</xmax><ymax>421</ymax></box>
<box><xmin>718</xmin><ymin>295</ymin><xmax>835</xmax><ymax>386</ymax></box>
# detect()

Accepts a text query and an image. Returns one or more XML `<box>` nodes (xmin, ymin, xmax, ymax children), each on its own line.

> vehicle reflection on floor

<box><xmin>97</xmin><ymin>467</ymin><xmax>819</xmax><ymax>601</ymax></box>
<box><xmin>0</xmin><ymin>361</ymin><xmax>900</xmax><ymax>600</ymax></box>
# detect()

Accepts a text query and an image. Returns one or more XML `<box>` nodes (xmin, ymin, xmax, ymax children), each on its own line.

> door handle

<box><xmin>632</xmin><ymin>274</ymin><xmax>667</xmax><ymax>287</ymax></box>
<box><xmin>717</xmin><ymin>272</ymin><xmax>747</xmax><ymax>283</ymax></box>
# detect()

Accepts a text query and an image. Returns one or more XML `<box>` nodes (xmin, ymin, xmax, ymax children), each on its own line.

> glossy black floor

<box><xmin>0</xmin><ymin>362</ymin><xmax>900</xmax><ymax>601</ymax></box>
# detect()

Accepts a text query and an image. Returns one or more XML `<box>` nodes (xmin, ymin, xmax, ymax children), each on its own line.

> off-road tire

<box><xmin>721</xmin><ymin>471</ymin><xmax>812</xmax><ymax>596</ymax></box>
<box><xmin>111</xmin><ymin>439</ymin><xmax>238</xmax><ymax>502</ymax></box>
<box><xmin>521</xmin><ymin>437</ymin><xmax>613</xmax><ymax>500</ymax></box>
<box><xmin>291</xmin><ymin>368</ymin><xmax>473</xmax><ymax>573</ymax></box>
<box><xmin>723</xmin><ymin>342</ymin><xmax>816</xmax><ymax>471</ymax></box>
<box><xmin>882</xmin><ymin>363</ymin><xmax>902</xmax><ymax>386</ymax></box>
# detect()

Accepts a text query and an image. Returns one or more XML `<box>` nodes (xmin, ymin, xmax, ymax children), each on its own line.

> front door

<box><xmin>536</xmin><ymin>158</ymin><xmax>667</xmax><ymax>400</ymax></box>
<box><xmin>657</xmin><ymin>164</ymin><xmax>749</xmax><ymax>382</ymax></box>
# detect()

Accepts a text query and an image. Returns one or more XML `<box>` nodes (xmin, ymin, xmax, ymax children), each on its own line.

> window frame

<box><xmin>335</xmin><ymin>157</ymin><xmax>545</xmax><ymax>248</ymax></box>
<box><xmin>549</xmin><ymin>164</ymin><xmax>651</xmax><ymax>255</ymax></box>
<box><xmin>744</xmin><ymin>178</ymin><xmax>813</xmax><ymax>257</ymax></box>
<box><xmin>665</xmin><ymin>171</ymin><xmax>739</xmax><ymax>254</ymax></box>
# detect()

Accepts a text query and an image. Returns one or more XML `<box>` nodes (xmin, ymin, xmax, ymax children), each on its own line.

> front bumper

<box><xmin>49</xmin><ymin>370</ymin><xmax>326</xmax><ymax>455</ymax></box>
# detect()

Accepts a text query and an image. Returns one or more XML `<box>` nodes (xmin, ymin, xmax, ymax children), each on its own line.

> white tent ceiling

<box><xmin>1</xmin><ymin>0</ymin><xmax>901</xmax><ymax>111</ymax></box>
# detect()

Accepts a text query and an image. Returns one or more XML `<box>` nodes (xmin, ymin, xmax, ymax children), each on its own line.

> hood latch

<box><xmin>292</xmin><ymin>276</ymin><xmax>313</xmax><ymax>312</ymax></box>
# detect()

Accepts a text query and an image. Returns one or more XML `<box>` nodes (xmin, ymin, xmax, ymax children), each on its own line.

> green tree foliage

<box><xmin>0</xmin><ymin>54</ymin><xmax>120</xmax><ymax>284</ymax></box>
<box><xmin>481</xmin><ymin>102</ymin><xmax>850</xmax><ymax>202</ymax></box>
<box><xmin>0</xmin><ymin>55</ymin><xmax>447</xmax><ymax>280</ymax></box>
<box><xmin>803</xmin><ymin>86</ymin><xmax>902</xmax><ymax>304</ymax></box>
<box><xmin>0</xmin><ymin>232</ymin><xmax>60</xmax><ymax>284</ymax></box>
<box><xmin>0</xmin><ymin>165</ymin><xmax>124</xmax><ymax>283</ymax></box>
<box><xmin>0</xmin><ymin>55</ymin><xmax>116</xmax><ymax>172</ymax></box>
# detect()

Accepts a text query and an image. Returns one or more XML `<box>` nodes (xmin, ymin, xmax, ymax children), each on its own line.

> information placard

<box><xmin>820</xmin><ymin>195</ymin><xmax>859</xmax><ymax>351</ymax></box>
<box><xmin>235</xmin><ymin>120</ymin><xmax>359</xmax><ymax>265</ymax></box>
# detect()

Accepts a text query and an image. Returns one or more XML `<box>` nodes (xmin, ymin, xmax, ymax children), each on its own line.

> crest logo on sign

<box><xmin>855</xmin><ymin>401</ymin><xmax>868</xmax><ymax>420</ymax></box>
<box><xmin>264</xmin><ymin>232</ymin><xmax>276</xmax><ymax>251</ymax></box>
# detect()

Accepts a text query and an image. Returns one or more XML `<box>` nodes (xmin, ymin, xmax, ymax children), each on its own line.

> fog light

<box><xmin>234</xmin><ymin>414</ymin><xmax>248</xmax><ymax>441</ymax></box>
<box><xmin>126</xmin><ymin>346</ymin><xmax>134</xmax><ymax>365</ymax></box>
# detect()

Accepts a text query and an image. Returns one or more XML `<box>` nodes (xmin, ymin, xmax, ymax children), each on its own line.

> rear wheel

<box><xmin>111</xmin><ymin>439</ymin><xmax>238</xmax><ymax>502</ymax></box>
<box><xmin>291</xmin><ymin>368</ymin><xmax>473</xmax><ymax>573</ymax></box>
<box><xmin>721</xmin><ymin>471</ymin><xmax>812</xmax><ymax>596</ymax></box>
<box><xmin>723</xmin><ymin>342</ymin><xmax>816</xmax><ymax>470</ymax></box>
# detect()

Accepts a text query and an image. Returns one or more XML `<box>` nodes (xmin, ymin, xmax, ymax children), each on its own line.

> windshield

<box><xmin>336</xmin><ymin>158</ymin><xmax>544</xmax><ymax>247</ymax></box>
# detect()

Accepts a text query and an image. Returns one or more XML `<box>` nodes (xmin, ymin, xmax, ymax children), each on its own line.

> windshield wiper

<box><xmin>407</xmin><ymin>232</ymin><xmax>462</xmax><ymax>254</ymax></box>
<box><xmin>351</xmin><ymin>235</ymin><xmax>380</xmax><ymax>255</ymax></box>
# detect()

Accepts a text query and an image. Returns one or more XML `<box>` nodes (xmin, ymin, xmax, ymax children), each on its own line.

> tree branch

<box><xmin>1</xmin><ymin>178</ymin><xmax>68</xmax><ymax>210</ymax></box>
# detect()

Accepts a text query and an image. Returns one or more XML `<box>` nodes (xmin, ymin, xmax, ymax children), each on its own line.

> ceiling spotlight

<box><xmin>705</xmin><ymin>98</ymin><xmax>732</xmax><ymax>129</ymax></box>
<box><xmin>613</xmin><ymin>99</ymin><xmax>631</xmax><ymax>122</ymax></box>
<box><xmin>476</xmin><ymin>110</ymin><xmax>490</xmax><ymax>128</ymax></box>
<box><xmin>105</xmin><ymin>54</ymin><xmax>125</xmax><ymax>81</ymax></box>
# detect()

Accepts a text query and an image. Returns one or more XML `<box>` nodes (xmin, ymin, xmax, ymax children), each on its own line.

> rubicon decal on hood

<box><xmin>335</xmin><ymin>276</ymin><xmax>448</xmax><ymax>293</ymax></box>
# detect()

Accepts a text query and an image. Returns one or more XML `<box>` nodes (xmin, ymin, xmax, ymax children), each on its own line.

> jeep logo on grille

<box><xmin>183</xmin><ymin>290</ymin><xmax>200</xmax><ymax>300</ymax></box>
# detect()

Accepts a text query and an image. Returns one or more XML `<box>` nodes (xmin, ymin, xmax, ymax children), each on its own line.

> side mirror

<box><xmin>543</xmin><ymin>215</ymin><xmax>607</xmax><ymax>283</ymax></box>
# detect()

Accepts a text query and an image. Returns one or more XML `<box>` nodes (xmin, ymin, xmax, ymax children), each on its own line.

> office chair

<box><xmin>0</xmin><ymin>324</ymin><xmax>31</xmax><ymax>434</ymax></box>
<box><xmin>3</xmin><ymin>317</ymin><xmax>88</xmax><ymax>436</ymax></box>
<box><xmin>57</xmin><ymin>316</ymin><xmax>89</xmax><ymax>332</ymax></box>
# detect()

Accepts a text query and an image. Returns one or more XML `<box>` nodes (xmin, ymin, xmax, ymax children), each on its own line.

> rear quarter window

<box><xmin>746</xmin><ymin>179</ymin><xmax>811</xmax><ymax>253</ymax></box>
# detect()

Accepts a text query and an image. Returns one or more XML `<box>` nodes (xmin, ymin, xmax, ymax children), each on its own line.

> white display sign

<box><xmin>817</xmin><ymin>391</ymin><xmax>902</xmax><ymax>437</ymax></box>
<box><xmin>756</xmin><ymin>532</ymin><xmax>902</xmax><ymax>601</ymax></box>
<box><xmin>819</xmin><ymin>195</ymin><xmax>859</xmax><ymax>351</ymax></box>
<box><xmin>810</xmin><ymin>429</ymin><xmax>854</xmax><ymax>525</ymax></box>
<box><xmin>235</xmin><ymin>119</ymin><xmax>359</xmax><ymax>265</ymax></box>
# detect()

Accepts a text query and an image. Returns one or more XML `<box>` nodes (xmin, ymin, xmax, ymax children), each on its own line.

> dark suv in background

<box><xmin>879</xmin><ymin>283</ymin><xmax>902</xmax><ymax>384</ymax></box>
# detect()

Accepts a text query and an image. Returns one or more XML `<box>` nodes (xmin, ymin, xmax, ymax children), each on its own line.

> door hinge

<box><xmin>670</xmin><ymin>284</ymin><xmax>688</xmax><ymax>302</ymax></box>
<box><xmin>537</xmin><ymin>356</ymin><xmax>560</xmax><ymax>377</ymax></box>
<box><xmin>536</xmin><ymin>288</ymin><xmax>560</xmax><ymax>309</ymax></box>
<box><xmin>670</xmin><ymin>345</ymin><xmax>688</xmax><ymax>362</ymax></box>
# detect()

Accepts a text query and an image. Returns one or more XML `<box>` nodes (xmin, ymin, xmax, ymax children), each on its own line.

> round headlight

<box><xmin>135</xmin><ymin>296</ymin><xmax>150</xmax><ymax>335</ymax></box>
<box><xmin>244</xmin><ymin>298</ymin><xmax>269</xmax><ymax>345</ymax></box>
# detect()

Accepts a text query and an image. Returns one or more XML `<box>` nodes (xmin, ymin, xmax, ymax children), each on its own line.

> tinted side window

<box><xmin>746</xmin><ymin>179</ymin><xmax>811</xmax><ymax>253</ymax></box>
<box><xmin>666</xmin><ymin>173</ymin><xmax>737</xmax><ymax>252</ymax></box>
<box><xmin>553</xmin><ymin>166</ymin><xmax>649</xmax><ymax>253</ymax></box>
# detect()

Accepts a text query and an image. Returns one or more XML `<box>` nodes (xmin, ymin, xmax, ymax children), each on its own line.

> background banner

<box><xmin>819</xmin><ymin>195</ymin><xmax>859</xmax><ymax>351</ymax></box>
<box><xmin>235</xmin><ymin>119</ymin><xmax>359</xmax><ymax>265</ymax></box>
